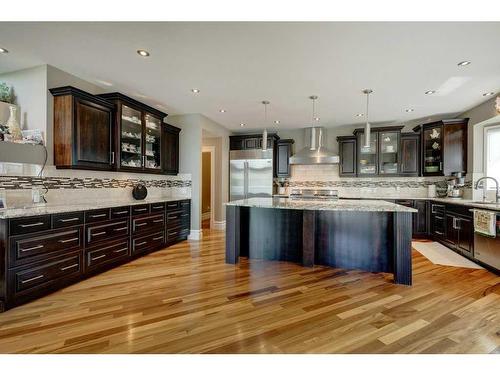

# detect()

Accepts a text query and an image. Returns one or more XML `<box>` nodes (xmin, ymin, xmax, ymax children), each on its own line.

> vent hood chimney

<box><xmin>289</xmin><ymin>127</ymin><xmax>339</xmax><ymax>165</ymax></box>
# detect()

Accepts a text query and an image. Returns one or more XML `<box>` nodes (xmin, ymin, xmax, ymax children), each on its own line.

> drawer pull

<box><xmin>114</xmin><ymin>210</ymin><xmax>129</xmax><ymax>215</ymax></box>
<box><xmin>21</xmin><ymin>274</ymin><xmax>44</xmax><ymax>284</ymax></box>
<box><xmin>135</xmin><ymin>241</ymin><xmax>147</xmax><ymax>246</ymax></box>
<box><xmin>58</xmin><ymin>237</ymin><xmax>79</xmax><ymax>244</ymax></box>
<box><xmin>113</xmin><ymin>247</ymin><xmax>128</xmax><ymax>254</ymax></box>
<box><xmin>181</xmin><ymin>214</ymin><xmax>189</xmax><ymax>217</ymax></box>
<box><xmin>59</xmin><ymin>217</ymin><xmax>80</xmax><ymax>223</ymax></box>
<box><xmin>91</xmin><ymin>254</ymin><xmax>107</xmax><ymax>261</ymax></box>
<box><xmin>19</xmin><ymin>222</ymin><xmax>45</xmax><ymax>228</ymax></box>
<box><xmin>114</xmin><ymin>227</ymin><xmax>128</xmax><ymax>232</ymax></box>
<box><xmin>169</xmin><ymin>231</ymin><xmax>178</xmax><ymax>236</ymax></box>
<box><xmin>60</xmin><ymin>263</ymin><xmax>79</xmax><ymax>271</ymax></box>
<box><xmin>135</xmin><ymin>208</ymin><xmax>147</xmax><ymax>212</ymax></box>
<box><xmin>153</xmin><ymin>236</ymin><xmax>164</xmax><ymax>241</ymax></box>
<box><xmin>152</xmin><ymin>205</ymin><xmax>163</xmax><ymax>209</ymax></box>
<box><xmin>20</xmin><ymin>244</ymin><xmax>44</xmax><ymax>252</ymax></box>
<box><xmin>90</xmin><ymin>213</ymin><xmax>107</xmax><ymax>218</ymax></box>
<box><xmin>92</xmin><ymin>231</ymin><xmax>106</xmax><ymax>237</ymax></box>
<box><xmin>153</xmin><ymin>219</ymin><xmax>163</xmax><ymax>223</ymax></box>
<box><xmin>135</xmin><ymin>222</ymin><xmax>147</xmax><ymax>227</ymax></box>
<box><xmin>434</xmin><ymin>231</ymin><xmax>444</xmax><ymax>235</ymax></box>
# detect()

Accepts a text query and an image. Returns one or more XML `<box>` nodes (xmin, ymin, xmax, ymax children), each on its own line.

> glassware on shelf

<box><xmin>144</xmin><ymin>114</ymin><xmax>161</xmax><ymax>169</ymax></box>
<box><xmin>423</xmin><ymin>126</ymin><xmax>442</xmax><ymax>173</ymax></box>
<box><xmin>379</xmin><ymin>131</ymin><xmax>399</xmax><ymax>174</ymax></box>
<box><xmin>120</xmin><ymin>105</ymin><xmax>143</xmax><ymax>168</ymax></box>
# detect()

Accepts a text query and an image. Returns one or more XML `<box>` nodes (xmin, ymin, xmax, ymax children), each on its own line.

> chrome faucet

<box><xmin>475</xmin><ymin>177</ymin><xmax>500</xmax><ymax>203</ymax></box>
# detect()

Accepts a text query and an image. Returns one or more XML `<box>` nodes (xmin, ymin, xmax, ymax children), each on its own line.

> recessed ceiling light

<box><xmin>137</xmin><ymin>49</ymin><xmax>150</xmax><ymax>57</ymax></box>
<box><xmin>0</xmin><ymin>47</ymin><xmax>8</xmax><ymax>54</ymax></box>
<box><xmin>240</xmin><ymin>123</ymin><xmax>245</xmax><ymax>127</ymax></box>
<box><xmin>96</xmin><ymin>79</ymin><xmax>113</xmax><ymax>87</ymax></box>
<box><xmin>356</xmin><ymin>113</ymin><xmax>364</xmax><ymax>117</ymax></box>
<box><xmin>457</xmin><ymin>60</ymin><xmax>471</xmax><ymax>66</ymax></box>
<box><xmin>191</xmin><ymin>88</ymin><xmax>200</xmax><ymax>94</ymax></box>
<box><xmin>425</xmin><ymin>90</ymin><xmax>436</xmax><ymax>95</ymax></box>
<box><xmin>274</xmin><ymin>120</ymin><xmax>280</xmax><ymax>124</ymax></box>
<box><xmin>314</xmin><ymin>117</ymin><xmax>320</xmax><ymax>121</ymax></box>
<box><xmin>219</xmin><ymin>109</ymin><xmax>226</xmax><ymax>113</ymax></box>
<box><xmin>482</xmin><ymin>92</ymin><xmax>495</xmax><ymax>97</ymax></box>
<box><xmin>405</xmin><ymin>109</ymin><xmax>414</xmax><ymax>113</ymax></box>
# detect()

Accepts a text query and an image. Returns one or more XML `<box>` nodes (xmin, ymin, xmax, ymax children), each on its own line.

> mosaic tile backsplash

<box><xmin>0</xmin><ymin>176</ymin><xmax>191</xmax><ymax>190</ymax></box>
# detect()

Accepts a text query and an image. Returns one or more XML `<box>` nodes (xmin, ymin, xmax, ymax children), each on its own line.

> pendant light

<box><xmin>362</xmin><ymin>89</ymin><xmax>373</xmax><ymax>148</ymax></box>
<box><xmin>261</xmin><ymin>100</ymin><xmax>270</xmax><ymax>151</ymax></box>
<box><xmin>309</xmin><ymin>95</ymin><xmax>318</xmax><ymax>150</ymax></box>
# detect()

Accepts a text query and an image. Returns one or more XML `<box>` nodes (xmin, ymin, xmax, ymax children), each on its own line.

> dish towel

<box><xmin>473</xmin><ymin>209</ymin><xmax>497</xmax><ymax>237</ymax></box>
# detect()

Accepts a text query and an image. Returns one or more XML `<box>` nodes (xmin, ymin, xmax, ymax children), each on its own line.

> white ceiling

<box><xmin>0</xmin><ymin>22</ymin><xmax>499</xmax><ymax>131</ymax></box>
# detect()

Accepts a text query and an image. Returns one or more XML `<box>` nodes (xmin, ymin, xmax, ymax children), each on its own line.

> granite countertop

<box><xmin>226</xmin><ymin>197</ymin><xmax>417</xmax><ymax>213</ymax></box>
<box><xmin>0</xmin><ymin>196</ymin><xmax>191</xmax><ymax>219</ymax></box>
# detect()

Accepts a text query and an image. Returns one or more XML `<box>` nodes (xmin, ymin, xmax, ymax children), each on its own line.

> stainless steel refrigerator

<box><xmin>230</xmin><ymin>149</ymin><xmax>273</xmax><ymax>201</ymax></box>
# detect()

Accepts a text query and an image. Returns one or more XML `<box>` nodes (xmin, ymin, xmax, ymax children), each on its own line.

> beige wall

<box><xmin>201</xmin><ymin>152</ymin><xmax>211</xmax><ymax>214</ymax></box>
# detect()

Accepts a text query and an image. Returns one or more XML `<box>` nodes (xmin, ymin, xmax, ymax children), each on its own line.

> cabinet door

<box><xmin>162</xmin><ymin>124</ymin><xmax>180</xmax><ymax>175</ymax></box>
<box><xmin>119</xmin><ymin>105</ymin><xmax>143</xmax><ymax>170</ymax></box>
<box><xmin>74</xmin><ymin>98</ymin><xmax>113</xmax><ymax>170</ymax></box>
<box><xmin>379</xmin><ymin>131</ymin><xmax>400</xmax><ymax>175</ymax></box>
<box><xmin>443</xmin><ymin>122</ymin><xmax>468</xmax><ymax>176</ymax></box>
<box><xmin>400</xmin><ymin>134</ymin><xmax>420</xmax><ymax>176</ymax></box>
<box><xmin>357</xmin><ymin>132</ymin><xmax>378</xmax><ymax>176</ymax></box>
<box><xmin>276</xmin><ymin>142</ymin><xmax>292</xmax><ymax>177</ymax></box>
<box><xmin>457</xmin><ymin>216</ymin><xmax>473</xmax><ymax>257</ymax></box>
<box><xmin>338</xmin><ymin>138</ymin><xmax>357</xmax><ymax>176</ymax></box>
<box><xmin>413</xmin><ymin>200</ymin><xmax>428</xmax><ymax>236</ymax></box>
<box><xmin>144</xmin><ymin>114</ymin><xmax>162</xmax><ymax>172</ymax></box>
<box><xmin>444</xmin><ymin>213</ymin><xmax>458</xmax><ymax>247</ymax></box>
<box><xmin>245</xmin><ymin>138</ymin><xmax>259</xmax><ymax>149</ymax></box>
<box><xmin>422</xmin><ymin>125</ymin><xmax>443</xmax><ymax>176</ymax></box>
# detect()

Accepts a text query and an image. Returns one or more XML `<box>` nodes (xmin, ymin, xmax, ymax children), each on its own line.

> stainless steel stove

<box><xmin>289</xmin><ymin>189</ymin><xmax>339</xmax><ymax>200</ymax></box>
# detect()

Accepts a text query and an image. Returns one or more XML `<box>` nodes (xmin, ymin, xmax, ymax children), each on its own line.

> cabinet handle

<box><xmin>435</xmin><ymin>215</ymin><xmax>444</xmax><ymax>220</ymax></box>
<box><xmin>59</xmin><ymin>217</ymin><xmax>80</xmax><ymax>223</ymax></box>
<box><xmin>114</xmin><ymin>210</ymin><xmax>129</xmax><ymax>215</ymax></box>
<box><xmin>58</xmin><ymin>237</ymin><xmax>79</xmax><ymax>244</ymax></box>
<box><xmin>113</xmin><ymin>247</ymin><xmax>128</xmax><ymax>254</ymax></box>
<box><xmin>135</xmin><ymin>208</ymin><xmax>147</xmax><ymax>212</ymax></box>
<box><xmin>135</xmin><ymin>222</ymin><xmax>147</xmax><ymax>227</ymax></box>
<box><xmin>110</xmin><ymin>151</ymin><xmax>115</xmax><ymax>164</ymax></box>
<box><xmin>91</xmin><ymin>254</ymin><xmax>107</xmax><ymax>261</ymax></box>
<box><xmin>21</xmin><ymin>274</ymin><xmax>44</xmax><ymax>284</ymax></box>
<box><xmin>142</xmin><ymin>155</ymin><xmax>145</xmax><ymax>167</ymax></box>
<box><xmin>439</xmin><ymin>162</ymin><xmax>443</xmax><ymax>171</ymax></box>
<box><xmin>90</xmin><ymin>213</ymin><xmax>107</xmax><ymax>218</ymax></box>
<box><xmin>455</xmin><ymin>218</ymin><xmax>461</xmax><ymax>230</ymax></box>
<box><xmin>135</xmin><ymin>241</ymin><xmax>147</xmax><ymax>246</ymax></box>
<box><xmin>19</xmin><ymin>222</ymin><xmax>45</xmax><ymax>228</ymax></box>
<box><xmin>152</xmin><ymin>205</ymin><xmax>163</xmax><ymax>209</ymax></box>
<box><xmin>60</xmin><ymin>263</ymin><xmax>78</xmax><ymax>271</ymax></box>
<box><xmin>153</xmin><ymin>219</ymin><xmax>163</xmax><ymax>223</ymax></box>
<box><xmin>20</xmin><ymin>244</ymin><xmax>44</xmax><ymax>252</ymax></box>
<box><xmin>113</xmin><ymin>227</ymin><xmax>127</xmax><ymax>232</ymax></box>
<box><xmin>435</xmin><ymin>231</ymin><xmax>444</xmax><ymax>235</ymax></box>
<box><xmin>153</xmin><ymin>236</ymin><xmax>164</xmax><ymax>241</ymax></box>
<box><xmin>92</xmin><ymin>231</ymin><xmax>106</xmax><ymax>237</ymax></box>
<box><xmin>169</xmin><ymin>231</ymin><xmax>178</xmax><ymax>236</ymax></box>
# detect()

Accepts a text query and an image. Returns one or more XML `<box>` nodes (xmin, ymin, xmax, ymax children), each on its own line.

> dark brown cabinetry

<box><xmin>50</xmin><ymin>86</ymin><xmax>115</xmax><ymax>171</ymax></box>
<box><xmin>162</xmin><ymin>123</ymin><xmax>181</xmax><ymax>175</ymax></box>
<box><xmin>276</xmin><ymin>139</ymin><xmax>294</xmax><ymax>178</ymax></box>
<box><xmin>0</xmin><ymin>199</ymin><xmax>190</xmax><ymax>311</ymax></box>
<box><xmin>342</xmin><ymin>126</ymin><xmax>420</xmax><ymax>177</ymax></box>
<box><xmin>413</xmin><ymin>118</ymin><xmax>469</xmax><ymax>176</ymax></box>
<box><xmin>395</xmin><ymin>199</ymin><xmax>428</xmax><ymax>238</ymax></box>
<box><xmin>337</xmin><ymin>136</ymin><xmax>357</xmax><ymax>177</ymax></box>
<box><xmin>229</xmin><ymin>134</ymin><xmax>280</xmax><ymax>151</ymax></box>
<box><xmin>430</xmin><ymin>203</ymin><xmax>446</xmax><ymax>240</ymax></box>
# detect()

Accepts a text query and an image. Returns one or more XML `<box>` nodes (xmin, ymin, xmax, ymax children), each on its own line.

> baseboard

<box><xmin>188</xmin><ymin>229</ymin><xmax>203</xmax><ymax>241</ymax></box>
<box><xmin>212</xmin><ymin>220</ymin><xmax>226</xmax><ymax>230</ymax></box>
<box><xmin>202</xmin><ymin>212</ymin><xmax>211</xmax><ymax>221</ymax></box>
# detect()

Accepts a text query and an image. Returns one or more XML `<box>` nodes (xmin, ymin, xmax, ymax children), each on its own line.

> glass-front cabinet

<box><xmin>357</xmin><ymin>131</ymin><xmax>378</xmax><ymax>175</ymax></box>
<box><xmin>98</xmin><ymin>93</ymin><xmax>167</xmax><ymax>173</ymax></box>
<box><xmin>422</xmin><ymin>124</ymin><xmax>443</xmax><ymax>175</ymax></box>
<box><xmin>378</xmin><ymin>131</ymin><xmax>400</xmax><ymax>175</ymax></box>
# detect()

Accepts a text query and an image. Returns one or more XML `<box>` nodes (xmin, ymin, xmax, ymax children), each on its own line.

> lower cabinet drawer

<box><xmin>9</xmin><ymin>227</ymin><xmax>83</xmax><ymax>268</ymax></box>
<box><xmin>132</xmin><ymin>231</ymin><xmax>165</xmax><ymax>255</ymax></box>
<box><xmin>86</xmin><ymin>219</ymin><xmax>129</xmax><ymax>246</ymax></box>
<box><xmin>9</xmin><ymin>215</ymin><xmax>51</xmax><ymax>236</ymax></box>
<box><xmin>85</xmin><ymin>238</ymin><xmax>130</xmax><ymax>271</ymax></box>
<box><xmin>9</xmin><ymin>252</ymin><xmax>83</xmax><ymax>296</ymax></box>
<box><xmin>132</xmin><ymin>214</ymin><xmax>164</xmax><ymax>235</ymax></box>
<box><xmin>166</xmin><ymin>226</ymin><xmax>190</xmax><ymax>242</ymax></box>
<box><xmin>166</xmin><ymin>210</ymin><xmax>190</xmax><ymax>228</ymax></box>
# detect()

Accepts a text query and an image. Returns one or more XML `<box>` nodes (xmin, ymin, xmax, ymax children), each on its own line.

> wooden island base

<box><xmin>226</xmin><ymin>205</ymin><xmax>413</xmax><ymax>285</ymax></box>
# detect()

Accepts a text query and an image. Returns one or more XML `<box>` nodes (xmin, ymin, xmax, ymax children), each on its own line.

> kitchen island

<box><xmin>225</xmin><ymin>197</ymin><xmax>416</xmax><ymax>285</ymax></box>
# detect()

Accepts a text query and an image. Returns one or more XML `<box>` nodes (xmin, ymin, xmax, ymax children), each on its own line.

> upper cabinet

<box><xmin>276</xmin><ymin>139</ymin><xmax>294</xmax><ymax>178</ymax></box>
<box><xmin>97</xmin><ymin>92</ymin><xmax>167</xmax><ymax>174</ymax></box>
<box><xmin>413</xmin><ymin>118</ymin><xmax>468</xmax><ymax>176</ymax></box>
<box><xmin>50</xmin><ymin>86</ymin><xmax>115</xmax><ymax>171</ymax></box>
<box><xmin>400</xmin><ymin>133</ymin><xmax>420</xmax><ymax>176</ymax></box>
<box><xmin>51</xmin><ymin>87</ymin><xmax>180</xmax><ymax>175</ymax></box>
<box><xmin>337</xmin><ymin>136</ymin><xmax>357</xmax><ymax>177</ymax></box>
<box><xmin>229</xmin><ymin>133</ymin><xmax>280</xmax><ymax>151</ymax></box>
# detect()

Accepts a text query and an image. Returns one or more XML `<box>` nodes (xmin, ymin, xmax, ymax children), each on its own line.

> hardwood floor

<box><xmin>0</xmin><ymin>229</ymin><xmax>499</xmax><ymax>354</ymax></box>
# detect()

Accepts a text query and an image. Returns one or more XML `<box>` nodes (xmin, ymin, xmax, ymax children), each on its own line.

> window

<box><xmin>484</xmin><ymin>124</ymin><xmax>500</xmax><ymax>189</ymax></box>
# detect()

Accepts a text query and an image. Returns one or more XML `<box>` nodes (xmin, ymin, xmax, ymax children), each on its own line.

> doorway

<box><xmin>201</xmin><ymin>146</ymin><xmax>215</xmax><ymax>230</ymax></box>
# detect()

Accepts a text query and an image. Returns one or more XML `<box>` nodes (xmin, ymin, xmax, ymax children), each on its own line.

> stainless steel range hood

<box><xmin>289</xmin><ymin>127</ymin><xmax>339</xmax><ymax>165</ymax></box>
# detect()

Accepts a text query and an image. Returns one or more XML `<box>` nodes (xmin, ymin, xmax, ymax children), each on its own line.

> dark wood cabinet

<box><xmin>0</xmin><ymin>199</ymin><xmax>190</xmax><ymax>311</ymax></box>
<box><xmin>50</xmin><ymin>86</ymin><xmax>115</xmax><ymax>170</ymax></box>
<box><xmin>276</xmin><ymin>139</ymin><xmax>294</xmax><ymax>178</ymax></box>
<box><xmin>162</xmin><ymin>123</ymin><xmax>181</xmax><ymax>175</ymax></box>
<box><xmin>414</xmin><ymin>118</ymin><xmax>468</xmax><ymax>176</ymax></box>
<box><xmin>430</xmin><ymin>203</ymin><xmax>446</xmax><ymax>240</ymax></box>
<box><xmin>337</xmin><ymin>136</ymin><xmax>357</xmax><ymax>177</ymax></box>
<box><xmin>443</xmin><ymin>205</ymin><xmax>474</xmax><ymax>258</ymax></box>
<box><xmin>400</xmin><ymin>133</ymin><xmax>420</xmax><ymax>176</ymax></box>
<box><xmin>395</xmin><ymin>199</ymin><xmax>428</xmax><ymax>238</ymax></box>
<box><xmin>229</xmin><ymin>133</ymin><xmax>280</xmax><ymax>151</ymax></box>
